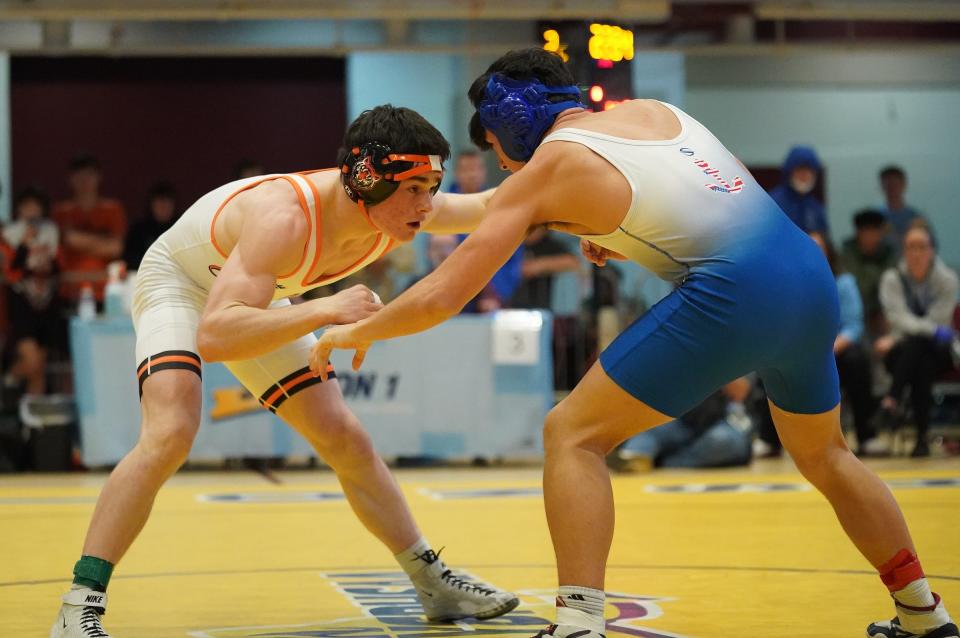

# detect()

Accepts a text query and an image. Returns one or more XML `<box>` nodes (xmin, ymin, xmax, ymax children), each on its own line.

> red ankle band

<box><xmin>895</xmin><ymin>592</ymin><xmax>941</xmax><ymax>613</ymax></box>
<box><xmin>879</xmin><ymin>549</ymin><xmax>925</xmax><ymax>592</ymax></box>
<box><xmin>878</xmin><ymin>549</ymin><xmax>914</xmax><ymax>574</ymax></box>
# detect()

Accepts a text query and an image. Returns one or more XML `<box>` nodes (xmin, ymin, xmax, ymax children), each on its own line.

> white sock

<box><xmin>894</xmin><ymin>578</ymin><xmax>936</xmax><ymax>608</ymax></box>
<box><xmin>394</xmin><ymin>537</ymin><xmax>441</xmax><ymax>579</ymax></box>
<box><xmin>893</xmin><ymin>580</ymin><xmax>953</xmax><ymax>635</ymax></box>
<box><xmin>556</xmin><ymin>586</ymin><xmax>605</xmax><ymax>633</ymax></box>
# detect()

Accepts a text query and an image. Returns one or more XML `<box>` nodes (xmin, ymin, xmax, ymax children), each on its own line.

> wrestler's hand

<box><xmin>580</xmin><ymin>239</ymin><xmax>626</xmax><ymax>267</ymax></box>
<box><xmin>310</xmin><ymin>324</ymin><xmax>371</xmax><ymax>381</ymax></box>
<box><xmin>318</xmin><ymin>284</ymin><xmax>383</xmax><ymax>325</ymax></box>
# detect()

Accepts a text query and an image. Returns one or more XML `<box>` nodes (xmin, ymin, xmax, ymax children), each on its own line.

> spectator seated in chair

<box><xmin>2</xmin><ymin>187</ymin><xmax>63</xmax><ymax>396</ymax></box>
<box><xmin>609</xmin><ymin>378</ymin><xmax>754</xmax><ymax>472</ymax></box>
<box><xmin>875</xmin><ymin>222</ymin><xmax>959</xmax><ymax>457</ymax></box>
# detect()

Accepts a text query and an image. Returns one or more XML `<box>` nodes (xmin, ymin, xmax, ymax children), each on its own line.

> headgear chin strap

<box><xmin>340</xmin><ymin>142</ymin><xmax>444</xmax><ymax>207</ymax></box>
<box><xmin>477</xmin><ymin>73</ymin><xmax>583</xmax><ymax>162</ymax></box>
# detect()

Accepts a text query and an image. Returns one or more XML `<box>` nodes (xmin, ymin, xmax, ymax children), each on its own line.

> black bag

<box><xmin>20</xmin><ymin>395</ymin><xmax>75</xmax><ymax>472</ymax></box>
<box><xmin>0</xmin><ymin>378</ymin><xmax>25</xmax><ymax>472</ymax></box>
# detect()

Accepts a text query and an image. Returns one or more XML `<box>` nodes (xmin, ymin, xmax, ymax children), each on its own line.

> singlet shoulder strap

<box><xmin>541</xmin><ymin>101</ymin><xmax>689</xmax><ymax>148</ymax></box>
<box><xmin>209</xmin><ymin>173</ymin><xmax>319</xmax><ymax>280</ymax></box>
<box><xmin>541</xmin><ymin>128</ymin><xmax>599</xmax><ymax>147</ymax></box>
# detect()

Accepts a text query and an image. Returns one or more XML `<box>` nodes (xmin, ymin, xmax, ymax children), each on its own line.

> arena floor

<box><xmin>2</xmin><ymin>457</ymin><xmax>958</xmax><ymax>637</ymax></box>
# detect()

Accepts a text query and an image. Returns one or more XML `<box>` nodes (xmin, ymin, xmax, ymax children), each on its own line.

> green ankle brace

<box><xmin>72</xmin><ymin>555</ymin><xmax>114</xmax><ymax>593</ymax></box>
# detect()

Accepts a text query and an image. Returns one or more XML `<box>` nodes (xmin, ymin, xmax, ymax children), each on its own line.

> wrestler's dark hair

<box><xmin>467</xmin><ymin>48</ymin><xmax>577</xmax><ymax>150</ymax></box>
<box><xmin>336</xmin><ymin>105</ymin><xmax>450</xmax><ymax>167</ymax></box>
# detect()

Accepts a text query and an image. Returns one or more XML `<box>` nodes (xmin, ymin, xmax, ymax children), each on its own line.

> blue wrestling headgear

<box><xmin>477</xmin><ymin>73</ymin><xmax>583</xmax><ymax>163</ymax></box>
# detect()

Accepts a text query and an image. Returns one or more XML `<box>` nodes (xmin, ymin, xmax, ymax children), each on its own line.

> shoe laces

<box><xmin>422</xmin><ymin>547</ymin><xmax>497</xmax><ymax>596</ymax></box>
<box><xmin>439</xmin><ymin>567</ymin><xmax>497</xmax><ymax>596</ymax></box>
<box><xmin>79</xmin><ymin>607</ymin><xmax>110</xmax><ymax>638</ymax></box>
<box><xmin>412</xmin><ymin>547</ymin><xmax>442</xmax><ymax>565</ymax></box>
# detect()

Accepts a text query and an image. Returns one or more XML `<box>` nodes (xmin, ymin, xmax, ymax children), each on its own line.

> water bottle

<box><xmin>104</xmin><ymin>261</ymin><xmax>126</xmax><ymax>317</ymax></box>
<box><xmin>78</xmin><ymin>284</ymin><xmax>96</xmax><ymax>321</ymax></box>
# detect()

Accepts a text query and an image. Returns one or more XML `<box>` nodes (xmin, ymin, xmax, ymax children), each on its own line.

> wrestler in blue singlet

<box><xmin>542</xmin><ymin>104</ymin><xmax>840</xmax><ymax>417</ymax></box>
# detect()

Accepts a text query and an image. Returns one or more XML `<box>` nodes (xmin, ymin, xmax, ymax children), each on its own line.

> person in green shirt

<box><xmin>840</xmin><ymin>208</ymin><xmax>897</xmax><ymax>338</ymax></box>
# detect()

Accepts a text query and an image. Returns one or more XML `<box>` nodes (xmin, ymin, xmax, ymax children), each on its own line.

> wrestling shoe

<box><xmin>867</xmin><ymin>619</ymin><xmax>958</xmax><ymax>638</ymax></box>
<box><xmin>50</xmin><ymin>588</ymin><xmax>112</xmax><ymax>638</ymax></box>
<box><xmin>868</xmin><ymin>594</ymin><xmax>957</xmax><ymax>638</ymax></box>
<box><xmin>407</xmin><ymin>548</ymin><xmax>519</xmax><ymax>621</ymax></box>
<box><xmin>532</xmin><ymin>624</ymin><xmax>606</xmax><ymax>638</ymax></box>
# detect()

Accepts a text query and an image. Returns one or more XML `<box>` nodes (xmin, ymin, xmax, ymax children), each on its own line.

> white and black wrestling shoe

<box><xmin>867</xmin><ymin>618</ymin><xmax>959</xmax><ymax>638</ymax></box>
<box><xmin>406</xmin><ymin>548</ymin><xmax>519</xmax><ymax>621</ymax></box>
<box><xmin>532</xmin><ymin>624</ymin><xmax>606</xmax><ymax>638</ymax></box>
<box><xmin>868</xmin><ymin>595</ymin><xmax>958</xmax><ymax>638</ymax></box>
<box><xmin>50</xmin><ymin>587</ymin><xmax>112</xmax><ymax>638</ymax></box>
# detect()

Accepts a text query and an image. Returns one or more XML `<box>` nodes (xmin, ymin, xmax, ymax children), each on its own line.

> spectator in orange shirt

<box><xmin>52</xmin><ymin>154</ymin><xmax>126</xmax><ymax>304</ymax></box>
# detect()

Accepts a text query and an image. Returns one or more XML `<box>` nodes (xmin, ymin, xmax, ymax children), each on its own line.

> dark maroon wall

<box><xmin>10</xmin><ymin>56</ymin><xmax>346</xmax><ymax>218</ymax></box>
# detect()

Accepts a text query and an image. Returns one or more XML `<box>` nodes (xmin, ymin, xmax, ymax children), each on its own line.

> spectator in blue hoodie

<box><xmin>769</xmin><ymin>145</ymin><xmax>829</xmax><ymax>235</ymax></box>
<box><xmin>450</xmin><ymin>151</ymin><xmax>523</xmax><ymax>311</ymax></box>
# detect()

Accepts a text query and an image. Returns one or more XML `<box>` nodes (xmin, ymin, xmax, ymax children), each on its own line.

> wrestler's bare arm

<box><xmin>422</xmin><ymin>188</ymin><xmax>496</xmax><ymax>234</ymax></box>
<box><xmin>197</xmin><ymin>184</ymin><xmax>379</xmax><ymax>362</ymax></box>
<box><xmin>317</xmin><ymin>153</ymin><xmax>572</xmax><ymax>349</ymax></box>
<box><xmin>307</xmin><ymin>145</ymin><xmax>627</xmax><ymax>375</ymax></box>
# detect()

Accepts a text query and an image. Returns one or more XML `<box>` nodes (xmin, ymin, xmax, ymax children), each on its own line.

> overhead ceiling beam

<box><xmin>0</xmin><ymin>0</ymin><xmax>671</xmax><ymax>22</ymax></box>
<box><xmin>41</xmin><ymin>19</ymin><xmax>69</xmax><ymax>48</ymax></box>
<box><xmin>4</xmin><ymin>38</ymin><xmax>959</xmax><ymax>58</ymax></box>
<box><xmin>4</xmin><ymin>43</ymin><xmax>960</xmax><ymax>57</ymax></box>
<box><xmin>755</xmin><ymin>1</ymin><xmax>960</xmax><ymax>22</ymax></box>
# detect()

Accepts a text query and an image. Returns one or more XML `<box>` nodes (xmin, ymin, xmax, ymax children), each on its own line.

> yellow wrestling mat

<box><xmin>1</xmin><ymin>458</ymin><xmax>958</xmax><ymax>637</ymax></box>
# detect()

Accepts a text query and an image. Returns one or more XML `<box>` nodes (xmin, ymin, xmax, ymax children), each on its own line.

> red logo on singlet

<box><xmin>693</xmin><ymin>158</ymin><xmax>743</xmax><ymax>194</ymax></box>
